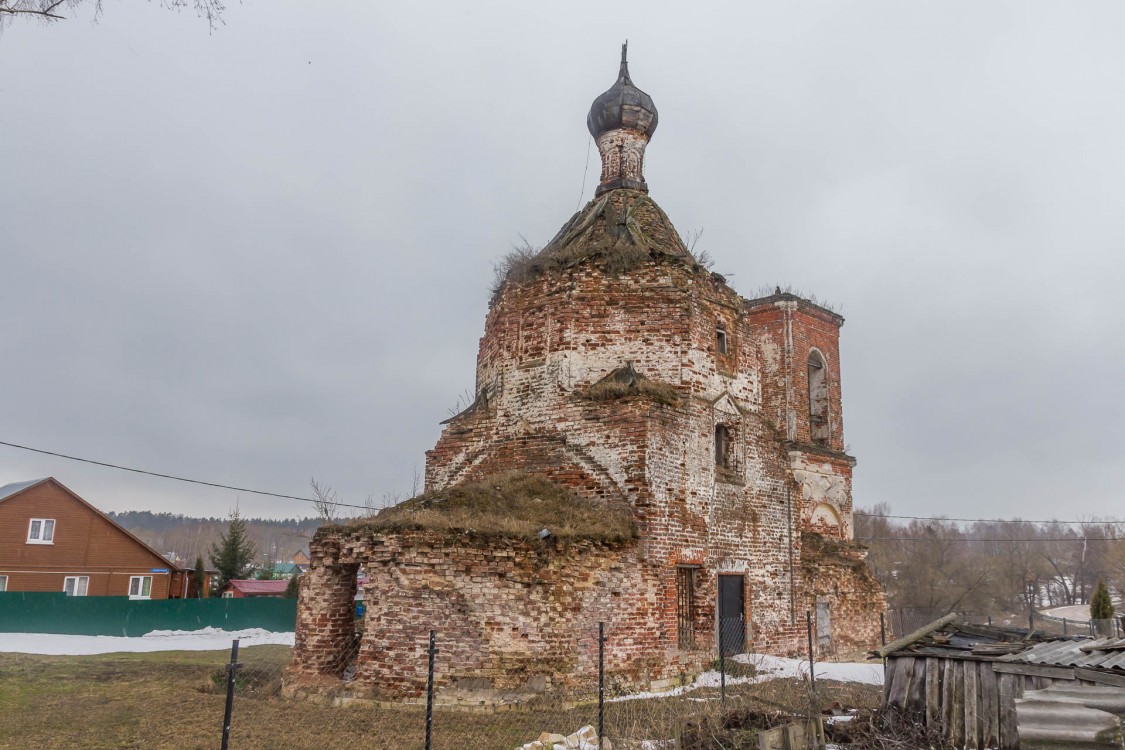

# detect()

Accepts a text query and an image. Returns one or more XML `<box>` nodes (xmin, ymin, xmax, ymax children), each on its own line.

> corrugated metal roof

<box><xmin>1016</xmin><ymin>684</ymin><xmax>1125</xmax><ymax>747</ymax></box>
<box><xmin>1000</xmin><ymin>638</ymin><xmax>1125</xmax><ymax>673</ymax></box>
<box><xmin>0</xmin><ymin>478</ymin><xmax>48</xmax><ymax>502</ymax></box>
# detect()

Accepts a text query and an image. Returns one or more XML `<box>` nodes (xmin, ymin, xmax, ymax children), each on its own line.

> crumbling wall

<box><xmin>801</xmin><ymin>532</ymin><xmax>887</xmax><ymax>659</ymax></box>
<box><xmin>286</xmin><ymin>528</ymin><xmax>688</xmax><ymax>701</ymax></box>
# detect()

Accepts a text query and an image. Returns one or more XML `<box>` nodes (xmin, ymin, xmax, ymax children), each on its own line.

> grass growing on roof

<box><xmin>339</xmin><ymin>472</ymin><xmax>636</xmax><ymax>542</ymax></box>
<box><xmin>575</xmin><ymin>364</ymin><xmax>680</xmax><ymax>407</ymax></box>
<box><xmin>491</xmin><ymin>190</ymin><xmax>706</xmax><ymax>298</ymax></box>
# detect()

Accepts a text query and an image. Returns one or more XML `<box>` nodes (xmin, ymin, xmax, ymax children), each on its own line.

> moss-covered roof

<box><xmin>330</xmin><ymin>472</ymin><xmax>636</xmax><ymax>543</ymax></box>
<box><xmin>494</xmin><ymin>190</ymin><xmax>705</xmax><ymax>295</ymax></box>
<box><xmin>575</xmin><ymin>363</ymin><xmax>680</xmax><ymax>406</ymax></box>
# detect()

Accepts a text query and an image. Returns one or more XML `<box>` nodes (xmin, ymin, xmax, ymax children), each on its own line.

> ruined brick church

<box><xmin>287</xmin><ymin>47</ymin><xmax>885</xmax><ymax>702</ymax></box>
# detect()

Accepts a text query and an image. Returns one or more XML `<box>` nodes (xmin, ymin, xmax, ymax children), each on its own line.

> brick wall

<box><xmin>286</xmin><ymin>528</ymin><xmax>692</xmax><ymax>700</ymax></box>
<box><xmin>801</xmin><ymin>532</ymin><xmax>887</xmax><ymax>659</ymax></box>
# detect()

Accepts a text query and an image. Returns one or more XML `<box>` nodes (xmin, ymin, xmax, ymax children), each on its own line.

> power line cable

<box><xmin>857</xmin><ymin>536</ymin><xmax>1121</xmax><ymax>542</ymax></box>
<box><xmin>854</xmin><ymin>512</ymin><xmax>1125</xmax><ymax>526</ymax></box>
<box><xmin>2</xmin><ymin>438</ymin><xmax>1123</xmax><ymax>535</ymax></box>
<box><xmin>0</xmin><ymin>439</ymin><xmax>372</xmax><ymax>512</ymax></box>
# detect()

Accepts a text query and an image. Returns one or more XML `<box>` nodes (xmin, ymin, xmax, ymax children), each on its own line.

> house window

<box><xmin>27</xmin><ymin>518</ymin><xmax>56</xmax><ymax>544</ymax></box>
<box><xmin>129</xmin><ymin>576</ymin><xmax>153</xmax><ymax>600</ymax></box>
<box><xmin>222</xmin><ymin>591</ymin><xmax>234</xmax><ymax>599</ymax></box>
<box><xmin>808</xmin><ymin>350</ymin><xmax>830</xmax><ymax>445</ymax></box>
<box><xmin>0</xmin><ymin>576</ymin><xmax>7</xmax><ymax>592</ymax></box>
<box><xmin>715</xmin><ymin>424</ymin><xmax>731</xmax><ymax>468</ymax></box>
<box><xmin>63</xmin><ymin>576</ymin><xmax>89</xmax><ymax>596</ymax></box>
<box><xmin>676</xmin><ymin>566</ymin><xmax>697</xmax><ymax>649</ymax></box>
<box><xmin>716</xmin><ymin>326</ymin><xmax>729</xmax><ymax>355</ymax></box>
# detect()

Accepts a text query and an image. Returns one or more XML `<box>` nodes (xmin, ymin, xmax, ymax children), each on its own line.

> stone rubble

<box><xmin>517</xmin><ymin>725</ymin><xmax>610</xmax><ymax>750</ymax></box>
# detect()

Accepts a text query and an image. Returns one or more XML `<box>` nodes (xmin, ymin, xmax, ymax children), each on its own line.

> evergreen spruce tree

<box><xmin>1091</xmin><ymin>579</ymin><xmax>1115</xmax><ymax>635</ymax></box>
<box><xmin>284</xmin><ymin>574</ymin><xmax>300</xmax><ymax>599</ymax></box>
<box><xmin>192</xmin><ymin>555</ymin><xmax>206</xmax><ymax>598</ymax></box>
<box><xmin>208</xmin><ymin>509</ymin><xmax>257</xmax><ymax>592</ymax></box>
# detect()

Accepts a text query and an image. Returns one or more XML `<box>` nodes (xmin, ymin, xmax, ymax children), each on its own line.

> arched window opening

<box><xmin>714</xmin><ymin>424</ymin><xmax>731</xmax><ymax>469</ymax></box>
<box><xmin>808</xmin><ymin>350</ymin><xmax>830</xmax><ymax>446</ymax></box>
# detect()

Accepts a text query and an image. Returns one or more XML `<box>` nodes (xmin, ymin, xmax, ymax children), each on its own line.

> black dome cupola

<box><xmin>587</xmin><ymin>42</ymin><xmax>659</xmax><ymax>140</ymax></box>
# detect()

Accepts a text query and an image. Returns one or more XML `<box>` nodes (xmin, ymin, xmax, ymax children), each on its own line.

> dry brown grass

<box><xmin>574</xmin><ymin>362</ymin><xmax>681</xmax><ymax>407</ymax></box>
<box><xmin>491</xmin><ymin>191</ymin><xmax>705</xmax><ymax>299</ymax></box>
<box><xmin>0</xmin><ymin>648</ymin><xmax>883</xmax><ymax>750</ymax></box>
<box><xmin>576</xmin><ymin>376</ymin><xmax>680</xmax><ymax>407</ymax></box>
<box><xmin>336</xmin><ymin>472</ymin><xmax>636</xmax><ymax>543</ymax></box>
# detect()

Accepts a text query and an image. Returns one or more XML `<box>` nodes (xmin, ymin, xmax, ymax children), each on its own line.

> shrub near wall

<box><xmin>0</xmin><ymin>592</ymin><xmax>296</xmax><ymax>636</ymax></box>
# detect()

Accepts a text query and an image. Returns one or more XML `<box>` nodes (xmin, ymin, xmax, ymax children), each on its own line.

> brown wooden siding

<box><xmin>0</xmin><ymin>480</ymin><xmax>175</xmax><ymax>598</ymax></box>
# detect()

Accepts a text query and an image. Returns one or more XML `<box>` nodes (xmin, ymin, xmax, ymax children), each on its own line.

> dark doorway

<box><xmin>718</xmin><ymin>574</ymin><xmax>745</xmax><ymax>656</ymax></box>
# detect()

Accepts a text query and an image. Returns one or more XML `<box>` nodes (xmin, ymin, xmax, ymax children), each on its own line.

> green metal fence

<box><xmin>0</xmin><ymin>592</ymin><xmax>296</xmax><ymax>636</ymax></box>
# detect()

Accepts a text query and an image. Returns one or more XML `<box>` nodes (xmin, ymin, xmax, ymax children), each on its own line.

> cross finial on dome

<box><xmin>619</xmin><ymin>41</ymin><xmax>632</xmax><ymax>84</ymax></box>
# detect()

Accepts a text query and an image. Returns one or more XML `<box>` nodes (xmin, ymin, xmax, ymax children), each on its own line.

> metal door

<box><xmin>718</xmin><ymin>574</ymin><xmax>745</xmax><ymax>656</ymax></box>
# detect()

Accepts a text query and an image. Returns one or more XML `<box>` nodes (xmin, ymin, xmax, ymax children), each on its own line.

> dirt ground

<box><xmin>0</xmin><ymin>647</ymin><xmax>881</xmax><ymax>750</ymax></box>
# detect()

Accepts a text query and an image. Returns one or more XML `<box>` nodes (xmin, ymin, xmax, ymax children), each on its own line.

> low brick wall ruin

<box><xmin>286</xmin><ymin>527</ymin><xmax>709</xmax><ymax>703</ymax></box>
<box><xmin>802</xmin><ymin>532</ymin><xmax>887</xmax><ymax>659</ymax></box>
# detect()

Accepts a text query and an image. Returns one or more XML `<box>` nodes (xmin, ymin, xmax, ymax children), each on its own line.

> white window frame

<box><xmin>0</xmin><ymin>575</ymin><xmax>8</xmax><ymax>592</ymax></box>
<box><xmin>27</xmin><ymin>518</ymin><xmax>56</xmax><ymax>544</ymax></box>
<box><xmin>221</xmin><ymin>591</ymin><xmax>234</xmax><ymax>599</ymax></box>
<box><xmin>63</xmin><ymin>576</ymin><xmax>89</xmax><ymax>596</ymax></box>
<box><xmin>129</xmin><ymin>575</ymin><xmax>153</xmax><ymax>600</ymax></box>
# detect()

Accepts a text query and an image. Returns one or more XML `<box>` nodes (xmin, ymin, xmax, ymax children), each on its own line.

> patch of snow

<box><xmin>609</xmin><ymin>654</ymin><xmax>882</xmax><ymax>702</ymax></box>
<box><xmin>0</xmin><ymin>628</ymin><xmax>294</xmax><ymax>655</ymax></box>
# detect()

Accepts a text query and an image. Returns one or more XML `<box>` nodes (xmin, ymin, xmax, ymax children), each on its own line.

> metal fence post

<box><xmin>1063</xmin><ymin>617</ymin><xmax>1068</xmax><ymax>636</ymax></box>
<box><xmin>806</xmin><ymin>610</ymin><xmax>816</xmax><ymax>697</ymax></box>
<box><xmin>719</xmin><ymin>622</ymin><xmax>726</xmax><ymax>707</ymax></box>
<box><xmin>220</xmin><ymin>639</ymin><xmax>240</xmax><ymax>750</ymax></box>
<box><xmin>425</xmin><ymin>630</ymin><xmax>436</xmax><ymax>750</ymax></box>
<box><xmin>598</xmin><ymin>621</ymin><xmax>605</xmax><ymax>747</ymax></box>
<box><xmin>879</xmin><ymin>611</ymin><xmax>887</xmax><ymax>677</ymax></box>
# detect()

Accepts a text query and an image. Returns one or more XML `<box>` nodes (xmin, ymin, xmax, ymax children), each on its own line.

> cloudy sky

<box><xmin>2</xmin><ymin>1</ymin><xmax>1123</xmax><ymax>521</ymax></box>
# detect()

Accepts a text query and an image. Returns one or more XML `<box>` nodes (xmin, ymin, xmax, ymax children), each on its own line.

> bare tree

<box><xmin>309</xmin><ymin>478</ymin><xmax>340</xmax><ymax>523</ymax></box>
<box><xmin>0</xmin><ymin>0</ymin><xmax>223</xmax><ymax>29</ymax></box>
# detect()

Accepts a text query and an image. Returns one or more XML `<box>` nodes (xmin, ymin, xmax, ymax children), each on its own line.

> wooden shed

<box><xmin>877</xmin><ymin>614</ymin><xmax>1125</xmax><ymax>749</ymax></box>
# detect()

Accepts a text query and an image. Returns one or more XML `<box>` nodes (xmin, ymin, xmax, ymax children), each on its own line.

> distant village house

<box><xmin>0</xmin><ymin>477</ymin><xmax>209</xmax><ymax>598</ymax></box>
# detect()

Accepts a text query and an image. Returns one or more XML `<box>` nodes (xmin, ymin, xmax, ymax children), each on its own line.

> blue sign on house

<box><xmin>151</xmin><ymin>568</ymin><xmax>169</xmax><ymax>573</ymax></box>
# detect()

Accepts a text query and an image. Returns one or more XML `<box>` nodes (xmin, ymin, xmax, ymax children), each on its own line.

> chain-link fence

<box><xmin>208</xmin><ymin>612</ymin><xmax>886</xmax><ymax>750</ymax></box>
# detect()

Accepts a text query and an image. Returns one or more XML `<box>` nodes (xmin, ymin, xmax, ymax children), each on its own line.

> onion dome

<box><xmin>587</xmin><ymin>42</ymin><xmax>658</xmax><ymax>140</ymax></box>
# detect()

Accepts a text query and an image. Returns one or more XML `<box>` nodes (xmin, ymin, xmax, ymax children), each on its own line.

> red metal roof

<box><xmin>226</xmin><ymin>579</ymin><xmax>290</xmax><ymax>595</ymax></box>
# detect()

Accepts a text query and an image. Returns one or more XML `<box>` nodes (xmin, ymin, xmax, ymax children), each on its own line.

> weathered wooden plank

<box><xmin>980</xmin><ymin>662</ymin><xmax>999</xmax><ymax>749</ymax></box>
<box><xmin>882</xmin><ymin>658</ymin><xmax>892</xmax><ymax>706</ymax></box>
<box><xmin>964</xmin><ymin>658</ymin><xmax>980</xmax><ymax>749</ymax></box>
<box><xmin>1075</xmin><ymin>667</ymin><xmax>1125</xmax><ymax>688</ymax></box>
<box><xmin>887</xmin><ymin>657</ymin><xmax>914</xmax><ymax>710</ymax></box>
<box><xmin>991</xmin><ymin>662</ymin><xmax>1075</xmax><ymax>680</ymax></box>
<box><xmin>941</xmin><ymin>658</ymin><xmax>956</xmax><ymax>740</ymax></box>
<box><xmin>907</xmin><ymin>657</ymin><xmax>927</xmax><ymax>714</ymax></box>
<box><xmin>925</xmin><ymin>657</ymin><xmax>941</xmax><ymax>727</ymax></box>
<box><xmin>998</xmin><ymin>672</ymin><xmax>1018</xmax><ymax>750</ymax></box>
<box><xmin>950</xmin><ymin>661</ymin><xmax>965</xmax><ymax>748</ymax></box>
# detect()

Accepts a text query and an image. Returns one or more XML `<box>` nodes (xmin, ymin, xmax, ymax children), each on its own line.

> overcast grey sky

<box><xmin>2</xmin><ymin>1</ymin><xmax>1123</xmax><ymax>521</ymax></box>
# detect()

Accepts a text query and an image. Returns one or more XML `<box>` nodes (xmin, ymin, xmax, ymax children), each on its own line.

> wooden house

<box><xmin>878</xmin><ymin>614</ymin><xmax>1125</xmax><ymax>749</ymax></box>
<box><xmin>0</xmin><ymin>477</ymin><xmax>201</xmax><ymax>598</ymax></box>
<box><xmin>221</xmin><ymin>579</ymin><xmax>290</xmax><ymax>598</ymax></box>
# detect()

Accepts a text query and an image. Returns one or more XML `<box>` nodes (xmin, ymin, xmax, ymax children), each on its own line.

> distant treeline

<box><xmin>106</xmin><ymin>511</ymin><xmax>353</xmax><ymax>568</ymax></box>
<box><xmin>857</xmin><ymin>504</ymin><xmax>1124</xmax><ymax>621</ymax></box>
